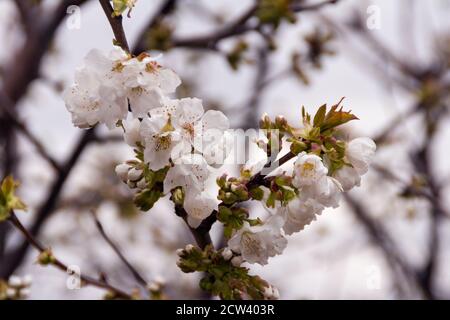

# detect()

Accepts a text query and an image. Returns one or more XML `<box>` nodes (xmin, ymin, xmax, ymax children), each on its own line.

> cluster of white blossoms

<box><xmin>64</xmin><ymin>46</ymin><xmax>376</xmax><ymax>298</ymax></box>
<box><xmin>227</xmin><ymin>137</ymin><xmax>376</xmax><ymax>266</ymax></box>
<box><xmin>3</xmin><ymin>275</ymin><xmax>32</xmax><ymax>299</ymax></box>
<box><xmin>64</xmin><ymin>46</ymin><xmax>230</xmax><ymax>228</ymax></box>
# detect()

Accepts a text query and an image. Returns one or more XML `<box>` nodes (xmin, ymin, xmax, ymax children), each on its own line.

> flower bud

<box><xmin>22</xmin><ymin>275</ymin><xmax>33</xmax><ymax>287</ymax></box>
<box><xmin>224</xmin><ymin>192</ymin><xmax>238</xmax><ymax>204</ymax></box>
<box><xmin>216</xmin><ymin>174</ymin><xmax>227</xmax><ymax>188</ymax></box>
<box><xmin>221</xmin><ymin>248</ymin><xmax>233</xmax><ymax>261</ymax></box>
<box><xmin>272</xmin><ymin>287</ymin><xmax>280</xmax><ymax>299</ymax></box>
<box><xmin>275</xmin><ymin>115</ymin><xmax>287</xmax><ymax>128</ymax></box>
<box><xmin>147</xmin><ymin>282</ymin><xmax>160</xmax><ymax>292</ymax></box>
<box><xmin>6</xmin><ymin>288</ymin><xmax>16</xmax><ymax>298</ymax></box>
<box><xmin>115</xmin><ymin>163</ymin><xmax>130</xmax><ymax>182</ymax></box>
<box><xmin>185</xmin><ymin>244</ymin><xmax>194</xmax><ymax>252</ymax></box>
<box><xmin>8</xmin><ymin>276</ymin><xmax>22</xmax><ymax>287</ymax></box>
<box><xmin>263</xmin><ymin>286</ymin><xmax>273</xmax><ymax>298</ymax></box>
<box><xmin>231</xmin><ymin>256</ymin><xmax>243</xmax><ymax>267</ymax></box>
<box><xmin>20</xmin><ymin>288</ymin><xmax>31</xmax><ymax>298</ymax></box>
<box><xmin>127</xmin><ymin>180</ymin><xmax>137</xmax><ymax>189</ymax></box>
<box><xmin>290</xmin><ymin>140</ymin><xmax>308</xmax><ymax>155</ymax></box>
<box><xmin>176</xmin><ymin>248</ymin><xmax>184</xmax><ymax>256</ymax></box>
<box><xmin>37</xmin><ymin>249</ymin><xmax>55</xmax><ymax>265</ymax></box>
<box><xmin>136</xmin><ymin>179</ymin><xmax>147</xmax><ymax>190</ymax></box>
<box><xmin>128</xmin><ymin>168</ymin><xmax>143</xmax><ymax>182</ymax></box>
<box><xmin>259</xmin><ymin>113</ymin><xmax>271</xmax><ymax>129</ymax></box>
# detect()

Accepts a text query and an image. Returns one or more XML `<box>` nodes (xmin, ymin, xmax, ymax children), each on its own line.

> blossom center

<box><xmin>182</xmin><ymin>123</ymin><xmax>195</xmax><ymax>139</ymax></box>
<box><xmin>146</xmin><ymin>61</ymin><xmax>160</xmax><ymax>73</ymax></box>
<box><xmin>154</xmin><ymin>134</ymin><xmax>172</xmax><ymax>151</ymax></box>
<box><xmin>301</xmin><ymin>162</ymin><xmax>316</xmax><ymax>177</ymax></box>
<box><xmin>241</xmin><ymin>232</ymin><xmax>263</xmax><ymax>255</ymax></box>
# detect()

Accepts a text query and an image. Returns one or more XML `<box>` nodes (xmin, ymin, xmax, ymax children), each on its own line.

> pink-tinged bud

<box><xmin>275</xmin><ymin>115</ymin><xmax>287</xmax><ymax>127</ymax></box>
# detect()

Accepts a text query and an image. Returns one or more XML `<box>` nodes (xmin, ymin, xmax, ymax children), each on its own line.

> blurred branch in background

<box><xmin>321</xmin><ymin>2</ymin><xmax>450</xmax><ymax>299</ymax></box>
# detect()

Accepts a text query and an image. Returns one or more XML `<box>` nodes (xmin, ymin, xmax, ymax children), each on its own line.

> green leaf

<box><xmin>313</xmin><ymin>104</ymin><xmax>327</xmax><ymax>127</ymax></box>
<box><xmin>0</xmin><ymin>176</ymin><xmax>27</xmax><ymax>222</ymax></box>
<box><xmin>249</xmin><ymin>187</ymin><xmax>264</xmax><ymax>201</ymax></box>
<box><xmin>320</xmin><ymin>98</ymin><xmax>358</xmax><ymax>132</ymax></box>
<box><xmin>290</xmin><ymin>140</ymin><xmax>308</xmax><ymax>155</ymax></box>
<box><xmin>134</xmin><ymin>189</ymin><xmax>162</xmax><ymax>211</ymax></box>
<box><xmin>266</xmin><ymin>192</ymin><xmax>276</xmax><ymax>208</ymax></box>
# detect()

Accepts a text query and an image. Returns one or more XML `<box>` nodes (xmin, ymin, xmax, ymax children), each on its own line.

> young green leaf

<box><xmin>0</xmin><ymin>176</ymin><xmax>27</xmax><ymax>222</ymax></box>
<box><xmin>313</xmin><ymin>104</ymin><xmax>327</xmax><ymax>127</ymax></box>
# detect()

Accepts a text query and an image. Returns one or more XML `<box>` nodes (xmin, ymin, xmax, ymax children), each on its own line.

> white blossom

<box><xmin>292</xmin><ymin>153</ymin><xmax>328</xmax><ymax>188</ymax></box>
<box><xmin>333</xmin><ymin>164</ymin><xmax>361</xmax><ymax>191</ymax></box>
<box><xmin>346</xmin><ymin>137</ymin><xmax>376</xmax><ymax>175</ymax></box>
<box><xmin>123</xmin><ymin>118</ymin><xmax>142</xmax><ymax>147</ymax></box>
<box><xmin>300</xmin><ymin>176</ymin><xmax>343</xmax><ymax>208</ymax></box>
<box><xmin>120</xmin><ymin>55</ymin><xmax>181</xmax><ymax>118</ymax></box>
<box><xmin>184</xmin><ymin>191</ymin><xmax>218</xmax><ymax>228</ymax></box>
<box><xmin>140</xmin><ymin>114</ymin><xmax>179</xmax><ymax>171</ymax></box>
<box><xmin>154</xmin><ymin>98</ymin><xmax>230</xmax><ymax>158</ymax></box>
<box><xmin>164</xmin><ymin>153</ymin><xmax>210</xmax><ymax>195</ymax></box>
<box><xmin>279</xmin><ymin>197</ymin><xmax>324</xmax><ymax>235</ymax></box>
<box><xmin>228</xmin><ymin>215</ymin><xmax>287</xmax><ymax>265</ymax></box>
<box><xmin>63</xmin><ymin>47</ymin><xmax>129</xmax><ymax>129</ymax></box>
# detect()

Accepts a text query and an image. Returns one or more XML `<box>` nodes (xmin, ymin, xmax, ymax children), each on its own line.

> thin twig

<box><xmin>91</xmin><ymin>211</ymin><xmax>148</xmax><ymax>287</ymax></box>
<box><xmin>170</xmin><ymin>0</ymin><xmax>340</xmax><ymax>51</ymax></box>
<box><xmin>0</xmin><ymin>128</ymin><xmax>97</xmax><ymax>278</ymax></box>
<box><xmin>8</xmin><ymin>211</ymin><xmax>132</xmax><ymax>299</ymax></box>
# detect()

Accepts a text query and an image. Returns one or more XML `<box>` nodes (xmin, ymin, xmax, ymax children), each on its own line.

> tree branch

<box><xmin>98</xmin><ymin>0</ymin><xmax>130</xmax><ymax>52</ymax></box>
<box><xmin>169</xmin><ymin>0</ymin><xmax>340</xmax><ymax>51</ymax></box>
<box><xmin>175</xmin><ymin>205</ymin><xmax>213</xmax><ymax>249</ymax></box>
<box><xmin>0</xmin><ymin>128</ymin><xmax>97</xmax><ymax>278</ymax></box>
<box><xmin>8</xmin><ymin>211</ymin><xmax>132</xmax><ymax>299</ymax></box>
